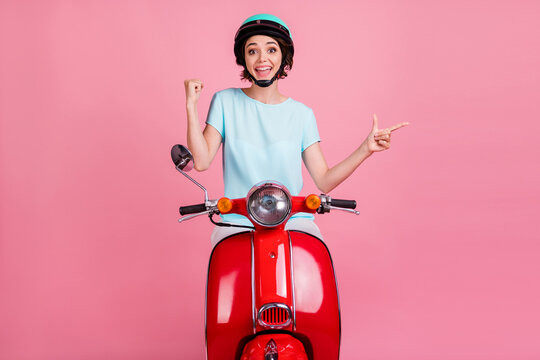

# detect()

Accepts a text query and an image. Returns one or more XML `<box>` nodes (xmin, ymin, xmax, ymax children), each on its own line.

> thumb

<box><xmin>372</xmin><ymin>113</ymin><xmax>379</xmax><ymax>132</ymax></box>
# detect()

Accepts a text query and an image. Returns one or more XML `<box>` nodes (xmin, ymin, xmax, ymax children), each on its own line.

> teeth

<box><xmin>256</xmin><ymin>67</ymin><xmax>271</xmax><ymax>71</ymax></box>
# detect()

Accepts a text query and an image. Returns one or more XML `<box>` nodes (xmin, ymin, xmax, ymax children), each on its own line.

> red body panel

<box><xmin>206</xmin><ymin>195</ymin><xmax>340</xmax><ymax>359</ymax></box>
<box><xmin>240</xmin><ymin>334</ymin><xmax>308</xmax><ymax>360</ymax></box>
<box><xmin>253</xmin><ymin>229</ymin><xmax>293</xmax><ymax>332</ymax></box>
<box><xmin>206</xmin><ymin>232</ymin><xmax>253</xmax><ymax>360</ymax></box>
<box><xmin>289</xmin><ymin>230</ymin><xmax>341</xmax><ymax>359</ymax></box>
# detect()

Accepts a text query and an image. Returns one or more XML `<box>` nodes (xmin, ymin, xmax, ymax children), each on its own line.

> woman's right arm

<box><xmin>184</xmin><ymin>79</ymin><xmax>222</xmax><ymax>171</ymax></box>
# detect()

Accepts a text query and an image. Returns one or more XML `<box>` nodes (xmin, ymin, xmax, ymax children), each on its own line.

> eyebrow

<box><xmin>246</xmin><ymin>41</ymin><xmax>278</xmax><ymax>47</ymax></box>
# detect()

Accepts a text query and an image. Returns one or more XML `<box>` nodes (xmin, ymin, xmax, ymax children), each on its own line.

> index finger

<box><xmin>388</xmin><ymin>122</ymin><xmax>410</xmax><ymax>132</ymax></box>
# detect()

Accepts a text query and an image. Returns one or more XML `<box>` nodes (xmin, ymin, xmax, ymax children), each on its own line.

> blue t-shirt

<box><xmin>206</xmin><ymin>87</ymin><xmax>320</xmax><ymax>225</ymax></box>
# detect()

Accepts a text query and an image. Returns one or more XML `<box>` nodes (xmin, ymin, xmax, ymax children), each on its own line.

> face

<box><xmin>244</xmin><ymin>35</ymin><xmax>282</xmax><ymax>81</ymax></box>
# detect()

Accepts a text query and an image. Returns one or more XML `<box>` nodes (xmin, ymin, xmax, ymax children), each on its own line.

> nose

<box><xmin>258</xmin><ymin>51</ymin><xmax>268</xmax><ymax>61</ymax></box>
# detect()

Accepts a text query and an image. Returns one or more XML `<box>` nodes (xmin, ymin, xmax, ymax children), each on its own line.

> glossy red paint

<box><xmin>206</xmin><ymin>232</ymin><xmax>253</xmax><ymax>360</ymax></box>
<box><xmin>206</xmin><ymin>194</ymin><xmax>340</xmax><ymax>359</ymax></box>
<box><xmin>253</xmin><ymin>229</ymin><xmax>293</xmax><ymax>331</ymax></box>
<box><xmin>290</xmin><ymin>230</ymin><xmax>341</xmax><ymax>359</ymax></box>
<box><xmin>240</xmin><ymin>334</ymin><xmax>308</xmax><ymax>360</ymax></box>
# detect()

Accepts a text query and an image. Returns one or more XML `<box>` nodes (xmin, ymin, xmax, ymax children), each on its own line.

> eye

<box><xmin>268</xmin><ymin>47</ymin><xmax>277</xmax><ymax>53</ymax></box>
<box><xmin>248</xmin><ymin>49</ymin><xmax>257</xmax><ymax>55</ymax></box>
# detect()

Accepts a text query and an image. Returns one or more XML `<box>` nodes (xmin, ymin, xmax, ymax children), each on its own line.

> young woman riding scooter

<box><xmin>181</xmin><ymin>13</ymin><xmax>409</xmax><ymax>359</ymax></box>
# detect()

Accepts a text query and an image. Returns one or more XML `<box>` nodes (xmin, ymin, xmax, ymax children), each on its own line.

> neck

<box><xmin>244</xmin><ymin>82</ymin><xmax>284</xmax><ymax>104</ymax></box>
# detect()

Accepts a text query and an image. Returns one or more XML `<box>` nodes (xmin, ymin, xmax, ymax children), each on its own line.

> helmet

<box><xmin>234</xmin><ymin>14</ymin><xmax>294</xmax><ymax>87</ymax></box>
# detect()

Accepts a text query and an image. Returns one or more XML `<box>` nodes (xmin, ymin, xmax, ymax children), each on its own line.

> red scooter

<box><xmin>172</xmin><ymin>144</ymin><xmax>359</xmax><ymax>360</ymax></box>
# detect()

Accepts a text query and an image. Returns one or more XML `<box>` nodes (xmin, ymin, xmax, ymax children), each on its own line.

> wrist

<box><xmin>186</xmin><ymin>101</ymin><xmax>197</xmax><ymax>111</ymax></box>
<box><xmin>186</xmin><ymin>97</ymin><xmax>198</xmax><ymax>106</ymax></box>
<box><xmin>360</xmin><ymin>140</ymin><xmax>374</xmax><ymax>157</ymax></box>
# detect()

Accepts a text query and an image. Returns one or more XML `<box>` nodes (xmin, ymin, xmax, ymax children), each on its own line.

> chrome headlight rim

<box><xmin>246</xmin><ymin>181</ymin><xmax>292</xmax><ymax>227</ymax></box>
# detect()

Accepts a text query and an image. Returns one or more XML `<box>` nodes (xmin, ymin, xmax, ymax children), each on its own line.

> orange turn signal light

<box><xmin>217</xmin><ymin>197</ymin><xmax>233</xmax><ymax>214</ymax></box>
<box><xmin>305</xmin><ymin>194</ymin><xmax>321</xmax><ymax>210</ymax></box>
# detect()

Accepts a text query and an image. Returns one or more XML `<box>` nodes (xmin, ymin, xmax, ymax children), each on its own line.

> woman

<box><xmin>184</xmin><ymin>14</ymin><xmax>409</xmax><ymax>245</ymax></box>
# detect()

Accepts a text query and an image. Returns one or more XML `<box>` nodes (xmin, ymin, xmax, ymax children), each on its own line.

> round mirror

<box><xmin>171</xmin><ymin>144</ymin><xmax>194</xmax><ymax>172</ymax></box>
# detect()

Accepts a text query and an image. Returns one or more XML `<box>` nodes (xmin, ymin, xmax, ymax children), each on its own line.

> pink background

<box><xmin>1</xmin><ymin>1</ymin><xmax>539</xmax><ymax>359</ymax></box>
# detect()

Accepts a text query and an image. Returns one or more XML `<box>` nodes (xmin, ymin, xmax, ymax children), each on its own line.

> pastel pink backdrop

<box><xmin>1</xmin><ymin>1</ymin><xmax>539</xmax><ymax>359</ymax></box>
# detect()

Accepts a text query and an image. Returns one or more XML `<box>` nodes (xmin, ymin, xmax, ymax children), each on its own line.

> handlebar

<box><xmin>179</xmin><ymin>203</ymin><xmax>207</xmax><ymax>215</ymax></box>
<box><xmin>178</xmin><ymin>195</ymin><xmax>359</xmax><ymax>223</ymax></box>
<box><xmin>330</xmin><ymin>198</ymin><xmax>357</xmax><ymax>209</ymax></box>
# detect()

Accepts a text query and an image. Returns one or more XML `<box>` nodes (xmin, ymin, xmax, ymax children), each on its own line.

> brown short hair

<box><xmin>236</xmin><ymin>37</ymin><xmax>294</xmax><ymax>82</ymax></box>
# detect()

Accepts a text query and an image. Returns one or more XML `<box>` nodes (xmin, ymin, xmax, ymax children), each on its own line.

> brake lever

<box><xmin>329</xmin><ymin>206</ymin><xmax>360</xmax><ymax>215</ymax></box>
<box><xmin>178</xmin><ymin>210</ymin><xmax>213</xmax><ymax>223</ymax></box>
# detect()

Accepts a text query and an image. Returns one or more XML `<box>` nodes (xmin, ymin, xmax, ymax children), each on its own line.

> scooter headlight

<box><xmin>247</xmin><ymin>182</ymin><xmax>292</xmax><ymax>227</ymax></box>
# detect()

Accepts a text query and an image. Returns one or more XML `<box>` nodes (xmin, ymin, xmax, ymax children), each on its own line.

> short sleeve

<box><xmin>301</xmin><ymin>109</ymin><xmax>321</xmax><ymax>151</ymax></box>
<box><xmin>205</xmin><ymin>92</ymin><xmax>225</xmax><ymax>140</ymax></box>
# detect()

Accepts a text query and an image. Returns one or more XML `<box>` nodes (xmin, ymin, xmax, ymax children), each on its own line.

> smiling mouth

<box><xmin>255</xmin><ymin>66</ymin><xmax>273</xmax><ymax>77</ymax></box>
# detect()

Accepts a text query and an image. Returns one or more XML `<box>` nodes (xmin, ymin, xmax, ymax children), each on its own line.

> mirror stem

<box><xmin>176</xmin><ymin>165</ymin><xmax>209</xmax><ymax>202</ymax></box>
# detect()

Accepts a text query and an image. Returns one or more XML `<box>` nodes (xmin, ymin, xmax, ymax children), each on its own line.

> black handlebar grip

<box><xmin>330</xmin><ymin>198</ymin><xmax>357</xmax><ymax>209</ymax></box>
<box><xmin>179</xmin><ymin>203</ymin><xmax>207</xmax><ymax>215</ymax></box>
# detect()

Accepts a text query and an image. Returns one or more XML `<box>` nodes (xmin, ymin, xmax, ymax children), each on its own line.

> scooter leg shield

<box><xmin>289</xmin><ymin>230</ymin><xmax>341</xmax><ymax>359</ymax></box>
<box><xmin>240</xmin><ymin>334</ymin><xmax>308</xmax><ymax>360</ymax></box>
<box><xmin>206</xmin><ymin>232</ymin><xmax>254</xmax><ymax>360</ymax></box>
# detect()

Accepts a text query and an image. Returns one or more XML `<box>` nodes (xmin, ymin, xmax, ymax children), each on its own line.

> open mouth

<box><xmin>255</xmin><ymin>66</ymin><xmax>273</xmax><ymax>77</ymax></box>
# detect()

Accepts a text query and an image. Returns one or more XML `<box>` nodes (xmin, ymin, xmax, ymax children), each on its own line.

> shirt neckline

<box><xmin>238</xmin><ymin>88</ymin><xmax>292</xmax><ymax>106</ymax></box>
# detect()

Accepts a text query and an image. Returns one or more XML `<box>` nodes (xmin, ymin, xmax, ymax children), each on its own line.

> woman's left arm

<box><xmin>302</xmin><ymin>114</ymin><xmax>409</xmax><ymax>194</ymax></box>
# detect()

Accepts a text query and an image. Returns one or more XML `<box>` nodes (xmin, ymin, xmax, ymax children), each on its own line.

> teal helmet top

<box><xmin>238</xmin><ymin>14</ymin><xmax>293</xmax><ymax>39</ymax></box>
<box><xmin>234</xmin><ymin>14</ymin><xmax>294</xmax><ymax>87</ymax></box>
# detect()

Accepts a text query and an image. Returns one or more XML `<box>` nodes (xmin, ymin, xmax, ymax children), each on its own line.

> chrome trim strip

<box><xmin>288</xmin><ymin>231</ymin><xmax>296</xmax><ymax>330</ymax></box>
<box><xmin>257</xmin><ymin>302</ymin><xmax>292</xmax><ymax>328</ymax></box>
<box><xmin>251</xmin><ymin>232</ymin><xmax>256</xmax><ymax>334</ymax></box>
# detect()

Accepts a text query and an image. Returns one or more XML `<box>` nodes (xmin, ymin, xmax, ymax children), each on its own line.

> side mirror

<box><xmin>171</xmin><ymin>144</ymin><xmax>193</xmax><ymax>172</ymax></box>
<box><xmin>171</xmin><ymin>144</ymin><xmax>208</xmax><ymax>202</ymax></box>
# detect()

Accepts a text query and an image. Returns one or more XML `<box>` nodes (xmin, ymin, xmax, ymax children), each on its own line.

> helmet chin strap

<box><xmin>247</xmin><ymin>63</ymin><xmax>286</xmax><ymax>88</ymax></box>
